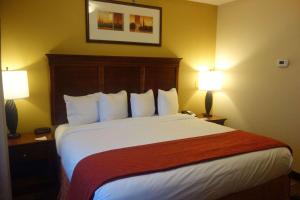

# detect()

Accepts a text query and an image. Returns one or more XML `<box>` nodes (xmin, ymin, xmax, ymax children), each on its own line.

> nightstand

<box><xmin>197</xmin><ymin>114</ymin><xmax>227</xmax><ymax>125</ymax></box>
<box><xmin>8</xmin><ymin>132</ymin><xmax>58</xmax><ymax>199</ymax></box>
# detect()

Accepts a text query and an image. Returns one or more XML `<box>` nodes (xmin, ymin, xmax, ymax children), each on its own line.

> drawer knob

<box><xmin>23</xmin><ymin>154</ymin><xmax>27</xmax><ymax>158</ymax></box>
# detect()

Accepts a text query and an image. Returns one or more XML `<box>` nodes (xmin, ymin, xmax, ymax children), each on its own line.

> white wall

<box><xmin>215</xmin><ymin>0</ymin><xmax>300</xmax><ymax>171</ymax></box>
<box><xmin>0</xmin><ymin>20</ymin><xmax>12</xmax><ymax>200</ymax></box>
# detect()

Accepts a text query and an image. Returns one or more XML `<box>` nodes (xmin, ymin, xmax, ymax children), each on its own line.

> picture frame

<box><xmin>86</xmin><ymin>0</ymin><xmax>162</xmax><ymax>46</ymax></box>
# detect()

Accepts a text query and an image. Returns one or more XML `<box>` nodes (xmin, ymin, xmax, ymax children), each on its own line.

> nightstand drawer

<box><xmin>9</xmin><ymin>142</ymin><xmax>50</xmax><ymax>163</ymax></box>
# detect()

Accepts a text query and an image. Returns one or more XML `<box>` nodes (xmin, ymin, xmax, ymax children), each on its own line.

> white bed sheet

<box><xmin>56</xmin><ymin>114</ymin><xmax>292</xmax><ymax>200</ymax></box>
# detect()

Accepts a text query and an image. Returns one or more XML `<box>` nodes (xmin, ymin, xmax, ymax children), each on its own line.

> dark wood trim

<box><xmin>86</xmin><ymin>38</ymin><xmax>162</xmax><ymax>47</ymax></box>
<box><xmin>159</xmin><ymin>8</ymin><xmax>163</xmax><ymax>46</ymax></box>
<box><xmin>85</xmin><ymin>0</ymin><xmax>90</xmax><ymax>44</ymax></box>
<box><xmin>89</xmin><ymin>0</ymin><xmax>162</xmax><ymax>9</ymax></box>
<box><xmin>47</xmin><ymin>54</ymin><xmax>181</xmax><ymax>65</ymax></box>
<box><xmin>221</xmin><ymin>175</ymin><xmax>289</xmax><ymax>200</ymax></box>
<box><xmin>290</xmin><ymin>170</ymin><xmax>300</xmax><ymax>181</ymax></box>
<box><xmin>8</xmin><ymin>132</ymin><xmax>54</xmax><ymax>147</ymax></box>
<box><xmin>98</xmin><ymin>65</ymin><xmax>104</xmax><ymax>91</ymax></box>
<box><xmin>196</xmin><ymin>114</ymin><xmax>227</xmax><ymax>126</ymax></box>
<box><xmin>139</xmin><ymin>66</ymin><xmax>146</xmax><ymax>92</ymax></box>
<box><xmin>49</xmin><ymin>61</ymin><xmax>56</xmax><ymax>125</ymax></box>
<box><xmin>47</xmin><ymin>54</ymin><xmax>182</xmax><ymax>125</ymax></box>
<box><xmin>85</xmin><ymin>0</ymin><xmax>162</xmax><ymax>46</ymax></box>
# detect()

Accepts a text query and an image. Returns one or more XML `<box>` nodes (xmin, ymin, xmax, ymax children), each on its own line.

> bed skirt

<box><xmin>58</xmin><ymin>164</ymin><xmax>290</xmax><ymax>200</ymax></box>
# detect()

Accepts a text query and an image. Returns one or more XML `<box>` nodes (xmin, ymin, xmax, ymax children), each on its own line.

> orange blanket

<box><xmin>67</xmin><ymin>130</ymin><xmax>291</xmax><ymax>200</ymax></box>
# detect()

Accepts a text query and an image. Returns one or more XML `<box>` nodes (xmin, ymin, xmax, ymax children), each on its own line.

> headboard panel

<box><xmin>47</xmin><ymin>54</ymin><xmax>182</xmax><ymax>125</ymax></box>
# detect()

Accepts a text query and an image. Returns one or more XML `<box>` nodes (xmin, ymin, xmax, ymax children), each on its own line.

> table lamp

<box><xmin>198</xmin><ymin>70</ymin><xmax>223</xmax><ymax>117</ymax></box>
<box><xmin>2</xmin><ymin>70</ymin><xmax>29</xmax><ymax>139</ymax></box>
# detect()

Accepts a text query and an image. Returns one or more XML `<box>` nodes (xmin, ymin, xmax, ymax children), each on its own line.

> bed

<box><xmin>47</xmin><ymin>54</ymin><xmax>292</xmax><ymax>200</ymax></box>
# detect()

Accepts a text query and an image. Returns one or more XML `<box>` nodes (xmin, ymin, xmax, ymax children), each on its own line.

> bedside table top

<box><xmin>196</xmin><ymin>114</ymin><xmax>227</xmax><ymax>121</ymax></box>
<box><xmin>8</xmin><ymin>132</ymin><xmax>54</xmax><ymax>147</ymax></box>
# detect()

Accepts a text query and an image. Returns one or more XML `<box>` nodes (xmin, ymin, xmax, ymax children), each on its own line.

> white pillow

<box><xmin>130</xmin><ymin>90</ymin><xmax>155</xmax><ymax>118</ymax></box>
<box><xmin>157</xmin><ymin>88</ymin><xmax>179</xmax><ymax>116</ymax></box>
<box><xmin>99</xmin><ymin>90</ymin><xmax>128</xmax><ymax>122</ymax></box>
<box><xmin>64</xmin><ymin>93</ymin><xmax>100</xmax><ymax>125</ymax></box>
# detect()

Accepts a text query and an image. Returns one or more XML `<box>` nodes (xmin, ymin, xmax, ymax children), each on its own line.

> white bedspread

<box><xmin>55</xmin><ymin>114</ymin><xmax>292</xmax><ymax>200</ymax></box>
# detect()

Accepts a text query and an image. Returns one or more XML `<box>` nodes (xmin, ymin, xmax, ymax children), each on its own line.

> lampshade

<box><xmin>2</xmin><ymin>70</ymin><xmax>29</xmax><ymax>100</ymax></box>
<box><xmin>198</xmin><ymin>71</ymin><xmax>223</xmax><ymax>91</ymax></box>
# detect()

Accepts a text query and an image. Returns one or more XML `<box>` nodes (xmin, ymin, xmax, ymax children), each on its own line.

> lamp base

<box><xmin>202</xmin><ymin>113</ymin><xmax>213</xmax><ymax>117</ymax></box>
<box><xmin>5</xmin><ymin>99</ymin><xmax>19</xmax><ymax>137</ymax></box>
<box><xmin>8</xmin><ymin>132</ymin><xmax>21</xmax><ymax>139</ymax></box>
<box><xmin>205</xmin><ymin>91</ymin><xmax>213</xmax><ymax>118</ymax></box>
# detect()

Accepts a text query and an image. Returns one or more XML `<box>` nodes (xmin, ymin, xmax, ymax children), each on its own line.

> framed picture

<box><xmin>86</xmin><ymin>0</ymin><xmax>162</xmax><ymax>46</ymax></box>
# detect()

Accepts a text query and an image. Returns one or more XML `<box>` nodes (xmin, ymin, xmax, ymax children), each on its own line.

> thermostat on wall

<box><xmin>277</xmin><ymin>59</ymin><xmax>289</xmax><ymax>68</ymax></box>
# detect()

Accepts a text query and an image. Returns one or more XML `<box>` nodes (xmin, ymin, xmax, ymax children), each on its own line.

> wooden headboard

<box><xmin>47</xmin><ymin>54</ymin><xmax>182</xmax><ymax>125</ymax></box>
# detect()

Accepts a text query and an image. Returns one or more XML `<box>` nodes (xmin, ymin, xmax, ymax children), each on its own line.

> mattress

<box><xmin>55</xmin><ymin>114</ymin><xmax>292</xmax><ymax>200</ymax></box>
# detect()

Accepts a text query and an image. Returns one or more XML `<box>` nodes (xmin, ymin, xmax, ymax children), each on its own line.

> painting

<box><xmin>86</xmin><ymin>0</ymin><xmax>162</xmax><ymax>46</ymax></box>
<box><xmin>130</xmin><ymin>15</ymin><xmax>153</xmax><ymax>33</ymax></box>
<box><xmin>98</xmin><ymin>11</ymin><xmax>124</xmax><ymax>31</ymax></box>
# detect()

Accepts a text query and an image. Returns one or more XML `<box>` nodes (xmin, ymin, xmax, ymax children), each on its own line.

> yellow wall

<box><xmin>0</xmin><ymin>0</ymin><xmax>217</xmax><ymax>132</ymax></box>
<box><xmin>215</xmin><ymin>0</ymin><xmax>300</xmax><ymax>171</ymax></box>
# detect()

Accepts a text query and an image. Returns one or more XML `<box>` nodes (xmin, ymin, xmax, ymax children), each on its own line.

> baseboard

<box><xmin>289</xmin><ymin>170</ymin><xmax>300</xmax><ymax>181</ymax></box>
